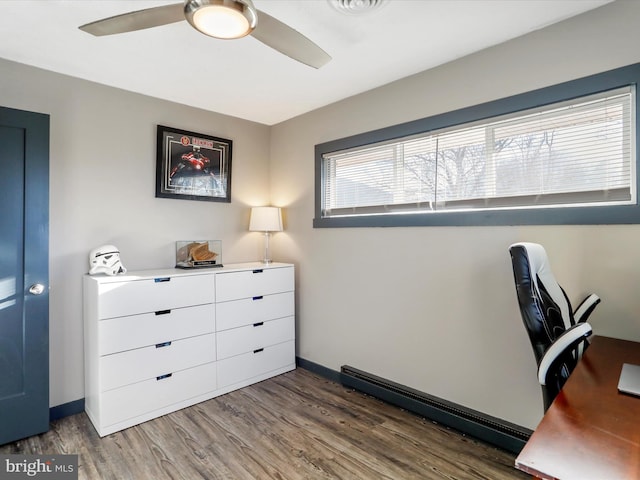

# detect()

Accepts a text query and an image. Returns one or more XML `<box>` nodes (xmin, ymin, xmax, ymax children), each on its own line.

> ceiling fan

<box><xmin>79</xmin><ymin>0</ymin><xmax>331</xmax><ymax>69</ymax></box>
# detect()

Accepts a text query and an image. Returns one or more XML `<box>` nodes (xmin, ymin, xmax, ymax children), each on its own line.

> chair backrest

<box><xmin>509</xmin><ymin>242</ymin><xmax>579</xmax><ymax>407</ymax></box>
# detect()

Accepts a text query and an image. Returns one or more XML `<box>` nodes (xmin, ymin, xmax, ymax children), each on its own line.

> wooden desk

<box><xmin>515</xmin><ymin>336</ymin><xmax>640</xmax><ymax>480</ymax></box>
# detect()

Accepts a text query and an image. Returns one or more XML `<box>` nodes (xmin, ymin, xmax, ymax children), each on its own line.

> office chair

<box><xmin>509</xmin><ymin>242</ymin><xmax>600</xmax><ymax>411</ymax></box>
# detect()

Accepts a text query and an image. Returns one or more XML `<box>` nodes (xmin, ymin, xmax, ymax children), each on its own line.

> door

<box><xmin>0</xmin><ymin>106</ymin><xmax>50</xmax><ymax>445</ymax></box>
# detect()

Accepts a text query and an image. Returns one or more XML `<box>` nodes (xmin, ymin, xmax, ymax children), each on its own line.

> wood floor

<box><xmin>1</xmin><ymin>369</ymin><xmax>529</xmax><ymax>479</ymax></box>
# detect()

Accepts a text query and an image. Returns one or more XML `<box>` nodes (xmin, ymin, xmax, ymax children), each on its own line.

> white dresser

<box><xmin>83</xmin><ymin>262</ymin><xmax>295</xmax><ymax>437</ymax></box>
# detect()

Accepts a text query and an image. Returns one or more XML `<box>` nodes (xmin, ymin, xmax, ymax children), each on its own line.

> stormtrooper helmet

<box><xmin>89</xmin><ymin>245</ymin><xmax>127</xmax><ymax>276</ymax></box>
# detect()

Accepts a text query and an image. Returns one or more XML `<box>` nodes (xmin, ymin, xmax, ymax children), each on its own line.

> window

<box><xmin>314</xmin><ymin>64</ymin><xmax>640</xmax><ymax>227</ymax></box>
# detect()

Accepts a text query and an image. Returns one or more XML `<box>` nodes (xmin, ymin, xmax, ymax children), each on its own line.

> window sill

<box><xmin>314</xmin><ymin>204</ymin><xmax>640</xmax><ymax>228</ymax></box>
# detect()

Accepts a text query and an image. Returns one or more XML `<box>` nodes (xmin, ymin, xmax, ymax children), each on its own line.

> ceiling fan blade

<box><xmin>79</xmin><ymin>3</ymin><xmax>185</xmax><ymax>36</ymax></box>
<box><xmin>252</xmin><ymin>10</ymin><xmax>331</xmax><ymax>69</ymax></box>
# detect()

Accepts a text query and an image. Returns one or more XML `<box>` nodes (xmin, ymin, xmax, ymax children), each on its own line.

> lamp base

<box><xmin>260</xmin><ymin>232</ymin><xmax>274</xmax><ymax>265</ymax></box>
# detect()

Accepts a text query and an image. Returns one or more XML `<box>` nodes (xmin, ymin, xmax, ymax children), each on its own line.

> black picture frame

<box><xmin>156</xmin><ymin>125</ymin><xmax>232</xmax><ymax>202</ymax></box>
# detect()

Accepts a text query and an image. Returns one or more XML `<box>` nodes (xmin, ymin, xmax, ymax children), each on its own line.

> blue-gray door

<box><xmin>0</xmin><ymin>106</ymin><xmax>50</xmax><ymax>445</ymax></box>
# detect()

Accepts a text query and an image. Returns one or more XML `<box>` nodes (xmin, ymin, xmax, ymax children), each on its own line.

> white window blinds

<box><xmin>321</xmin><ymin>86</ymin><xmax>635</xmax><ymax>218</ymax></box>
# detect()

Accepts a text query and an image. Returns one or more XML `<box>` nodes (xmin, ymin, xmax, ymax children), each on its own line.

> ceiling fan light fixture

<box><xmin>185</xmin><ymin>0</ymin><xmax>257</xmax><ymax>39</ymax></box>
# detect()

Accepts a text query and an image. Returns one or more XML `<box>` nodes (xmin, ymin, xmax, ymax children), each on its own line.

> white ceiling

<box><xmin>0</xmin><ymin>0</ymin><xmax>613</xmax><ymax>125</ymax></box>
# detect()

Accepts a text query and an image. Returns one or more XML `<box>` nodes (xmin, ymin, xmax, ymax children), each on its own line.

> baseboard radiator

<box><xmin>340</xmin><ymin>365</ymin><xmax>532</xmax><ymax>454</ymax></box>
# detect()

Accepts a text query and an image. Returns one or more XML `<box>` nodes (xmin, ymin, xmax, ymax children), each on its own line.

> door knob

<box><xmin>28</xmin><ymin>284</ymin><xmax>45</xmax><ymax>295</ymax></box>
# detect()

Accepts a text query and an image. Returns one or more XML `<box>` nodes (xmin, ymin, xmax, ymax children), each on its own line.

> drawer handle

<box><xmin>252</xmin><ymin>296</ymin><xmax>263</xmax><ymax>301</ymax></box>
<box><xmin>253</xmin><ymin>348</ymin><xmax>264</xmax><ymax>354</ymax></box>
<box><xmin>155</xmin><ymin>309</ymin><xmax>171</xmax><ymax>316</ymax></box>
<box><xmin>154</xmin><ymin>277</ymin><xmax>171</xmax><ymax>283</ymax></box>
<box><xmin>156</xmin><ymin>373</ymin><xmax>172</xmax><ymax>380</ymax></box>
<box><xmin>252</xmin><ymin>269</ymin><xmax>264</xmax><ymax>274</ymax></box>
<box><xmin>156</xmin><ymin>341</ymin><xmax>172</xmax><ymax>348</ymax></box>
<box><xmin>253</xmin><ymin>322</ymin><xmax>264</xmax><ymax>327</ymax></box>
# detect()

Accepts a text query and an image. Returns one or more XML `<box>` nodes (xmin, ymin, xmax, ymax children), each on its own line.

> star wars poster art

<box><xmin>156</xmin><ymin>125</ymin><xmax>232</xmax><ymax>202</ymax></box>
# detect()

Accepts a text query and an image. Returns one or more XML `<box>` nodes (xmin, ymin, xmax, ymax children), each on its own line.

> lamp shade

<box><xmin>185</xmin><ymin>0</ymin><xmax>258</xmax><ymax>40</ymax></box>
<box><xmin>249</xmin><ymin>207</ymin><xmax>283</xmax><ymax>232</ymax></box>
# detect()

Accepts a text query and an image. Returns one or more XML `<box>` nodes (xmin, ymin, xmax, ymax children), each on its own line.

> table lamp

<box><xmin>249</xmin><ymin>206</ymin><xmax>283</xmax><ymax>264</ymax></box>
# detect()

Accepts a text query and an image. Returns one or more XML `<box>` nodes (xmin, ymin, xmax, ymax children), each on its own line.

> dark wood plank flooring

<box><xmin>1</xmin><ymin>369</ymin><xmax>529</xmax><ymax>479</ymax></box>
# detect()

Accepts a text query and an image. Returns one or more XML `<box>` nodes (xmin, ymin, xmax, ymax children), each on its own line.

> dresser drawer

<box><xmin>99</xmin><ymin>303</ymin><xmax>215</xmax><ymax>356</ymax></box>
<box><xmin>216</xmin><ymin>316</ymin><xmax>294</xmax><ymax>360</ymax></box>
<box><xmin>97</xmin><ymin>274</ymin><xmax>215</xmax><ymax>319</ymax></box>
<box><xmin>216</xmin><ymin>291</ymin><xmax>294</xmax><ymax>331</ymax></box>
<box><xmin>217</xmin><ymin>340</ymin><xmax>294</xmax><ymax>388</ymax></box>
<box><xmin>100</xmin><ymin>362</ymin><xmax>217</xmax><ymax>428</ymax></box>
<box><xmin>216</xmin><ymin>267</ymin><xmax>293</xmax><ymax>302</ymax></box>
<box><xmin>100</xmin><ymin>333</ymin><xmax>216</xmax><ymax>391</ymax></box>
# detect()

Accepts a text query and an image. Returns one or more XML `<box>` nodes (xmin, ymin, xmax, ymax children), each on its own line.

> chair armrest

<box><xmin>574</xmin><ymin>294</ymin><xmax>600</xmax><ymax>324</ymax></box>
<box><xmin>538</xmin><ymin>322</ymin><xmax>593</xmax><ymax>385</ymax></box>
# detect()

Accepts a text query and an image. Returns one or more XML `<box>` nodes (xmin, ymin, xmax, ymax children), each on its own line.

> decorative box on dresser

<box><xmin>83</xmin><ymin>262</ymin><xmax>295</xmax><ymax>437</ymax></box>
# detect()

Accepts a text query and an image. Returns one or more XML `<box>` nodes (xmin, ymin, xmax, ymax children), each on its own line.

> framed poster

<box><xmin>156</xmin><ymin>125</ymin><xmax>232</xmax><ymax>202</ymax></box>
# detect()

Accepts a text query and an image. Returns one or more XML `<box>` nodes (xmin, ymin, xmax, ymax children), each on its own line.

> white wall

<box><xmin>270</xmin><ymin>0</ymin><xmax>640</xmax><ymax>429</ymax></box>
<box><xmin>0</xmin><ymin>59</ymin><xmax>272</xmax><ymax>407</ymax></box>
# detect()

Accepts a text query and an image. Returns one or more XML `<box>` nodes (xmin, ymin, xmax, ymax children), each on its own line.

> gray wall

<box><xmin>270</xmin><ymin>0</ymin><xmax>640</xmax><ymax>429</ymax></box>
<box><xmin>0</xmin><ymin>59</ymin><xmax>272</xmax><ymax>407</ymax></box>
<box><xmin>2</xmin><ymin>0</ymin><xmax>640</xmax><ymax>431</ymax></box>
